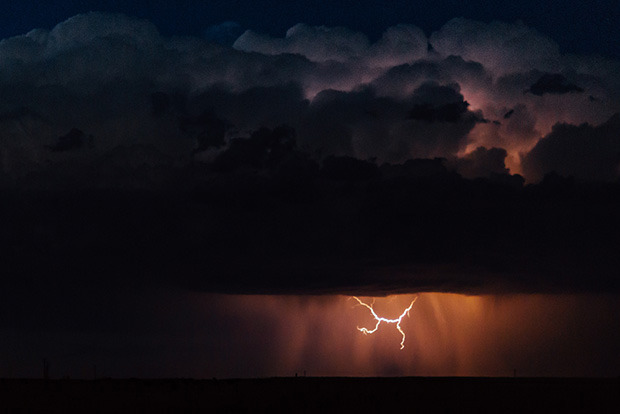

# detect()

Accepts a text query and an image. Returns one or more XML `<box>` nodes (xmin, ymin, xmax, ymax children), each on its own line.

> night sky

<box><xmin>1</xmin><ymin>1</ymin><xmax>620</xmax><ymax>378</ymax></box>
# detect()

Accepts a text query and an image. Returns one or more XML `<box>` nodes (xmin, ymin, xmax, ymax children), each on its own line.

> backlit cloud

<box><xmin>0</xmin><ymin>12</ymin><xmax>619</xmax><ymax>186</ymax></box>
<box><xmin>1</xmin><ymin>13</ymin><xmax>620</xmax><ymax>297</ymax></box>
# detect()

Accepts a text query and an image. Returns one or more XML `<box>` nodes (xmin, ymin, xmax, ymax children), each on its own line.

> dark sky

<box><xmin>1</xmin><ymin>1</ymin><xmax>620</xmax><ymax>379</ymax></box>
<box><xmin>3</xmin><ymin>0</ymin><xmax>620</xmax><ymax>57</ymax></box>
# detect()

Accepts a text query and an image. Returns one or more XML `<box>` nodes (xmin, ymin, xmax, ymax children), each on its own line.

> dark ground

<box><xmin>0</xmin><ymin>377</ymin><xmax>618</xmax><ymax>413</ymax></box>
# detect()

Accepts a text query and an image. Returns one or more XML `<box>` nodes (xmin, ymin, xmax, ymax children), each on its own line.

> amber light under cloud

<box><xmin>189</xmin><ymin>292</ymin><xmax>620</xmax><ymax>378</ymax></box>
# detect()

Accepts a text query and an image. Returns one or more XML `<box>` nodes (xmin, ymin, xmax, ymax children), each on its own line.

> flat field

<box><xmin>1</xmin><ymin>377</ymin><xmax>618</xmax><ymax>413</ymax></box>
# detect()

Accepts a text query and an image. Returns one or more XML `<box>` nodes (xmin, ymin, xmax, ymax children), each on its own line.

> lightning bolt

<box><xmin>352</xmin><ymin>296</ymin><xmax>418</xmax><ymax>350</ymax></box>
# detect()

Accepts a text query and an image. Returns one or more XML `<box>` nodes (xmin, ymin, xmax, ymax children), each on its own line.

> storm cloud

<box><xmin>522</xmin><ymin>113</ymin><xmax>620</xmax><ymax>181</ymax></box>
<box><xmin>527</xmin><ymin>73</ymin><xmax>584</xmax><ymax>96</ymax></box>
<box><xmin>1</xmin><ymin>12</ymin><xmax>620</xmax><ymax>298</ymax></box>
<box><xmin>0</xmin><ymin>12</ymin><xmax>619</xmax><ymax>187</ymax></box>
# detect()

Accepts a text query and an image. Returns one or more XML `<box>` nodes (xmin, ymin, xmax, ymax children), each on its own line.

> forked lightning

<box><xmin>352</xmin><ymin>296</ymin><xmax>417</xmax><ymax>350</ymax></box>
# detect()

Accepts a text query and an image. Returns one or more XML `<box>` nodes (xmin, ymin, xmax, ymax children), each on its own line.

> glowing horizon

<box><xmin>189</xmin><ymin>292</ymin><xmax>620</xmax><ymax>378</ymax></box>
<box><xmin>4</xmin><ymin>291</ymin><xmax>619</xmax><ymax>378</ymax></box>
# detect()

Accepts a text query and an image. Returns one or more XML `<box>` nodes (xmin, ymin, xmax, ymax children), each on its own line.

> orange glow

<box><xmin>184</xmin><ymin>291</ymin><xmax>620</xmax><ymax>378</ymax></box>
<box><xmin>352</xmin><ymin>296</ymin><xmax>417</xmax><ymax>349</ymax></box>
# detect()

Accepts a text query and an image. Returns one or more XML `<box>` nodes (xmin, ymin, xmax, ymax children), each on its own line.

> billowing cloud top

<box><xmin>0</xmin><ymin>12</ymin><xmax>619</xmax><ymax>186</ymax></box>
<box><xmin>1</xmin><ymin>13</ymin><xmax>620</xmax><ymax>295</ymax></box>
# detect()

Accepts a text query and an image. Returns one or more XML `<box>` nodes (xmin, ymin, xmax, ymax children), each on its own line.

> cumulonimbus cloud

<box><xmin>0</xmin><ymin>12</ymin><xmax>619</xmax><ymax>188</ymax></box>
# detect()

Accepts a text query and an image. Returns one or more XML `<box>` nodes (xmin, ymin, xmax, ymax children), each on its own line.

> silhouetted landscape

<box><xmin>1</xmin><ymin>377</ymin><xmax>618</xmax><ymax>413</ymax></box>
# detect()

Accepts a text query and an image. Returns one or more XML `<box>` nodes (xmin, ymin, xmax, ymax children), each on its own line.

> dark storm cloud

<box><xmin>1</xmin><ymin>12</ymin><xmax>619</xmax><ymax>186</ymax></box>
<box><xmin>521</xmin><ymin>113</ymin><xmax>620</xmax><ymax>182</ymax></box>
<box><xmin>178</xmin><ymin>110</ymin><xmax>229</xmax><ymax>152</ymax></box>
<box><xmin>407</xmin><ymin>83</ymin><xmax>470</xmax><ymax>123</ymax></box>
<box><xmin>0</xmin><ymin>12</ymin><xmax>620</xmax><ymax>299</ymax></box>
<box><xmin>370</xmin><ymin>55</ymin><xmax>490</xmax><ymax>99</ymax></box>
<box><xmin>209</xmin><ymin>125</ymin><xmax>298</xmax><ymax>172</ymax></box>
<box><xmin>527</xmin><ymin>73</ymin><xmax>584</xmax><ymax>96</ymax></box>
<box><xmin>2</xmin><ymin>160</ymin><xmax>620</xmax><ymax>299</ymax></box>
<box><xmin>298</xmin><ymin>82</ymin><xmax>480</xmax><ymax>162</ymax></box>
<box><xmin>187</xmin><ymin>83</ymin><xmax>309</xmax><ymax>135</ymax></box>
<box><xmin>320</xmin><ymin>155</ymin><xmax>379</xmax><ymax>181</ymax></box>
<box><xmin>447</xmin><ymin>146</ymin><xmax>510</xmax><ymax>179</ymax></box>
